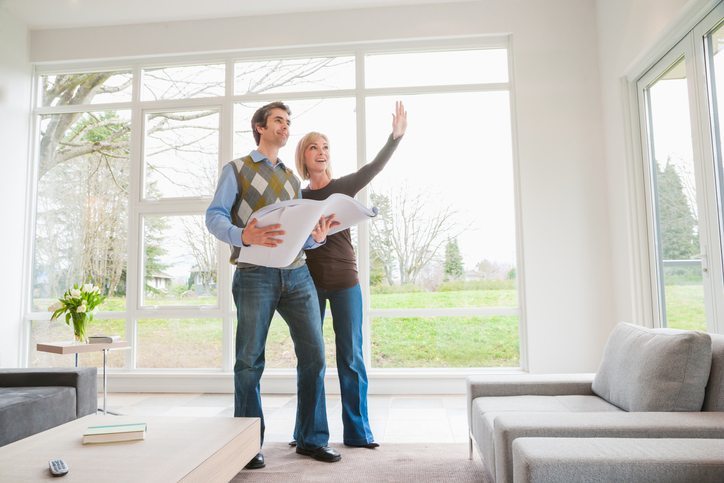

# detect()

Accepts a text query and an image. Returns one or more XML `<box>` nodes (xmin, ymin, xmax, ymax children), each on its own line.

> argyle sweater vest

<box><xmin>228</xmin><ymin>155</ymin><xmax>302</xmax><ymax>266</ymax></box>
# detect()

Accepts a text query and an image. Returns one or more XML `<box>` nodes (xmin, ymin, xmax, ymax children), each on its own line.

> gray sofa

<box><xmin>0</xmin><ymin>367</ymin><xmax>97</xmax><ymax>447</ymax></box>
<box><xmin>467</xmin><ymin>322</ymin><xmax>724</xmax><ymax>483</ymax></box>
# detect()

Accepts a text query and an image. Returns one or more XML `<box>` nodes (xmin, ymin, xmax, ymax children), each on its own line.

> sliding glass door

<box><xmin>637</xmin><ymin>4</ymin><xmax>724</xmax><ymax>333</ymax></box>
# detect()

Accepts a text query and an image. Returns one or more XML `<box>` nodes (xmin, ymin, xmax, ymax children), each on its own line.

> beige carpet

<box><xmin>231</xmin><ymin>443</ymin><xmax>492</xmax><ymax>483</ymax></box>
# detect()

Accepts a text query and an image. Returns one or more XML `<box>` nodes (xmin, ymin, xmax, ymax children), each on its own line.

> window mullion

<box><xmin>353</xmin><ymin>50</ymin><xmax>374</xmax><ymax>372</ymax></box>
<box><xmin>220</xmin><ymin>58</ymin><xmax>235</xmax><ymax>372</ymax></box>
<box><xmin>126</xmin><ymin>63</ymin><xmax>144</xmax><ymax>370</ymax></box>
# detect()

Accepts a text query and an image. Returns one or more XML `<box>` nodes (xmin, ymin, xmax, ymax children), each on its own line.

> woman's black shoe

<box><xmin>345</xmin><ymin>442</ymin><xmax>379</xmax><ymax>448</ymax></box>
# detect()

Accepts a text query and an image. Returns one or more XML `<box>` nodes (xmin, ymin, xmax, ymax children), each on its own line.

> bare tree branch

<box><xmin>371</xmin><ymin>184</ymin><xmax>466</xmax><ymax>285</ymax></box>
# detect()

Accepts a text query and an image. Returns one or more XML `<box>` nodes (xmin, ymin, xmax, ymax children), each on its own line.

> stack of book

<box><xmin>88</xmin><ymin>335</ymin><xmax>122</xmax><ymax>344</ymax></box>
<box><xmin>83</xmin><ymin>423</ymin><xmax>147</xmax><ymax>444</ymax></box>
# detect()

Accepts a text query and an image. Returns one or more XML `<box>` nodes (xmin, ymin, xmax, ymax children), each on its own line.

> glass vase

<box><xmin>71</xmin><ymin>312</ymin><xmax>88</xmax><ymax>342</ymax></box>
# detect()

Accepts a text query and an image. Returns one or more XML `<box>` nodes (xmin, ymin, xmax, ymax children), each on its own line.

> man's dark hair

<box><xmin>251</xmin><ymin>101</ymin><xmax>292</xmax><ymax>145</ymax></box>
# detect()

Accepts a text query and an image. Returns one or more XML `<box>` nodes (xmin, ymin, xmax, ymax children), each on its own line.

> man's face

<box><xmin>258</xmin><ymin>108</ymin><xmax>290</xmax><ymax>147</ymax></box>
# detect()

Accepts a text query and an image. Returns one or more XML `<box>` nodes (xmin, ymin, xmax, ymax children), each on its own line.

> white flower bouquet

<box><xmin>48</xmin><ymin>283</ymin><xmax>106</xmax><ymax>342</ymax></box>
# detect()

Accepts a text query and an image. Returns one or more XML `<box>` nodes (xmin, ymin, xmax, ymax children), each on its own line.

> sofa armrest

<box><xmin>466</xmin><ymin>374</ymin><xmax>596</xmax><ymax>430</ymax></box>
<box><xmin>0</xmin><ymin>368</ymin><xmax>97</xmax><ymax>417</ymax></box>
<box><xmin>513</xmin><ymin>437</ymin><xmax>724</xmax><ymax>483</ymax></box>
<box><xmin>467</xmin><ymin>374</ymin><xmax>596</xmax><ymax>398</ymax></box>
<box><xmin>494</xmin><ymin>412</ymin><xmax>724</xmax><ymax>483</ymax></box>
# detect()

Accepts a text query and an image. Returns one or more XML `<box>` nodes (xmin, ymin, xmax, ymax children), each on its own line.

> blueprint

<box><xmin>236</xmin><ymin>193</ymin><xmax>378</xmax><ymax>268</ymax></box>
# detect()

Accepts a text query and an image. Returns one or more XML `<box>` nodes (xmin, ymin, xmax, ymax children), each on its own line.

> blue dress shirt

<box><xmin>205</xmin><ymin>150</ymin><xmax>321</xmax><ymax>252</ymax></box>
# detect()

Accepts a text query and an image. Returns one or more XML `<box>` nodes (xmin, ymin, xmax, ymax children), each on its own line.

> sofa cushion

<box><xmin>493</xmin><ymin>411</ymin><xmax>724</xmax><ymax>483</ymax></box>
<box><xmin>592</xmin><ymin>322</ymin><xmax>712</xmax><ymax>412</ymax></box>
<box><xmin>512</xmin><ymin>437</ymin><xmax>724</xmax><ymax>483</ymax></box>
<box><xmin>703</xmin><ymin>334</ymin><xmax>724</xmax><ymax>412</ymax></box>
<box><xmin>0</xmin><ymin>387</ymin><xmax>76</xmax><ymax>447</ymax></box>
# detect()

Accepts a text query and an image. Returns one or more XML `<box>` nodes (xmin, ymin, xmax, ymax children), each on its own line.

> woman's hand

<box><xmin>311</xmin><ymin>214</ymin><xmax>340</xmax><ymax>243</ymax></box>
<box><xmin>392</xmin><ymin>101</ymin><xmax>408</xmax><ymax>139</ymax></box>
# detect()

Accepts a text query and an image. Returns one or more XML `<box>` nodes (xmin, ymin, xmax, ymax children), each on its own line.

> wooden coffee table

<box><xmin>0</xmin><ymin>414</ymin><xmax>260</xmax><ymax>482</ymax></box>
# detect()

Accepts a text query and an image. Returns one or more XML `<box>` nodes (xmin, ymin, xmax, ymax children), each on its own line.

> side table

<box><xmin>36</xmin><ymin>340</ymin><xmax>131</xmax><ymax>415</ymax></box>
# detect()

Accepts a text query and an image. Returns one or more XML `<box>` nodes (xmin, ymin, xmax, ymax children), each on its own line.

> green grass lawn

<box><xmin>371</xmin><ymin>315</ymin><xmax>519</xmax><ymax>368</ymax></box>
<box><xmin>664</xmin><ymin>284</ymin><xmax>706</xmax><ymax>332</ymax></box>
<box><xmin>370</xmin><ymin>290</ymin><xmax>517</xmax><ymax>309</ymax></box>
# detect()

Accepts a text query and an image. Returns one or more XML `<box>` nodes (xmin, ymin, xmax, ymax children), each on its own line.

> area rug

<box><xmin>231</xmin><ymin>443</ymin><xmax>492</xmax><ymax>483</ymax></box>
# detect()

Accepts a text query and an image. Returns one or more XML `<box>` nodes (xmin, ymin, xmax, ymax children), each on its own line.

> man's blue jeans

<box><xmin>317</xmin><ymin>284</ymin><xmax>374</xmax><ymax>445</ymax></box>
<box><xmin>232</xmin><ymin>264</ymin><xmax>329</xmax><ymax>450</ymax></box>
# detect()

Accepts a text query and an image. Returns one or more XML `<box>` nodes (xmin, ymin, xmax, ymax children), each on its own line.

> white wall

<box><xmin>595</xmin><ymin>0</ymin><xmax>700</xmax><ymax>335</ymax></box>
<box><xmin>0</xmin><ymin>6</ymin><xmax>31</xmax><ymax>367</ymax></box>
<box><xmin>27</xmin><ymin>1</ymin><xmax>616</xmax><ymax>374</ymax></box>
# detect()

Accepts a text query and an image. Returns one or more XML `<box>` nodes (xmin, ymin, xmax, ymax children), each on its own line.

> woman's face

<box><xmin>303</xmin><ymin>138</ymin><xmax>330</xmax><ymax>177</ymax></box>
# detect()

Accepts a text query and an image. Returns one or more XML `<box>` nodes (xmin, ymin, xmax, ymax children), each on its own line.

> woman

<box><xmin>293</xmin><ymin>101</ymin><xmax>407</xmax><ymax>448</ymax></box>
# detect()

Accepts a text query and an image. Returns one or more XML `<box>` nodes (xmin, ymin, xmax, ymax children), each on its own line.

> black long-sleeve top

<box><xmin>302</xmin><ymin>133</ymin><xmax>402</xmax><ymax>290</ymax></box>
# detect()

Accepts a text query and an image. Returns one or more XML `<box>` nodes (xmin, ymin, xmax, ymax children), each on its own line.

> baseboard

<box><xmin>97</xmin><ymin>367</ymin><xmax>524</xmax><ymax>394</ymax></box>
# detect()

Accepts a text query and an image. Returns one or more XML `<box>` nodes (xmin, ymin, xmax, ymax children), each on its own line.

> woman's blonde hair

<box><xmin>295</xmin><ymin>132</ymin><xmax>333</xmax><ymax>181</ymax></box>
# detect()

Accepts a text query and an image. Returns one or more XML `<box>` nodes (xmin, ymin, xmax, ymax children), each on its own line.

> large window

<box><xmin>27</xmin><ymin>39</ymin><xmax>522</xmax><ymax>373</ymax></box>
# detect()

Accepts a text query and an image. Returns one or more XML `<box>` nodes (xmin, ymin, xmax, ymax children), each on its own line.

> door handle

<box><xmin>690</xmin><ymin>245</ymin><xmax>708</xmax><ymax>273</ymax></box>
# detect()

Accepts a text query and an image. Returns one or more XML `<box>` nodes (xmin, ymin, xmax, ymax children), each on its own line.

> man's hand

<box><xmin>311</xmin><ymin>214</ymin><xmax>340</xmax><ymax>243</ymax></box>
<box><xmin>241</xmin><ymin>218</ymin><xmax>285</xmax><ymax>247</ymax></box>
<box><xmin>392</xmin><ymin>101</ymin><xmax>408</xmax><ymax>139</ymax></box>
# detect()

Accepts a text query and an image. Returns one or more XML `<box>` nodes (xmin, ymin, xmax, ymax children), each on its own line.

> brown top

<box><xmin>302</xmin><ymin>134</ymin><xmax>402</xmax><ymax>290</ymax></box>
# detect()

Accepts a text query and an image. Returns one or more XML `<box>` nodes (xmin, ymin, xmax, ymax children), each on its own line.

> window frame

<box><xmin>22</xmin><ymin>35</ymin><xmax>527</xmax><ymax>378</ymax></box>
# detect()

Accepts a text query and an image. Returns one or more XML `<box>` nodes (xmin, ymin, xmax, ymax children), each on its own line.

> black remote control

<box><xmin>49</xmin><ymin>459</ymin><xmax>69</xmax><ymax>477</ymax></box>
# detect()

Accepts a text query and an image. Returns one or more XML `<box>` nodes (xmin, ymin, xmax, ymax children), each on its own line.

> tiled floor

<box><xmin>100</xmin><ymin>393</ymin><xmax>469</xmax><ymax>444</ymax></box>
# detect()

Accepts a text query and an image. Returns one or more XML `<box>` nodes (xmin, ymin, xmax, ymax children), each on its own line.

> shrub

<box><xmin>438</xmin><ymin>279</ymin><xmax>516</xmax><ymax>292</ymax></box>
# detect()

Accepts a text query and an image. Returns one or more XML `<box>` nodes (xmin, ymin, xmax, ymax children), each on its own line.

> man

<box><xmin>206</xmin><ymin>101</ymin><xmax>341</xmax><ymax>468</ymax></box>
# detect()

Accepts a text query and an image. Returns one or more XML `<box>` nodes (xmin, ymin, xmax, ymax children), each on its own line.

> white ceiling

<box><xmin>2</xmin><ymin>0</ymin><xmax>474</xmax><ymax>30</ymax></box>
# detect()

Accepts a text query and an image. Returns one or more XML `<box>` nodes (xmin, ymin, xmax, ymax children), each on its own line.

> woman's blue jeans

<box><xmin>318</xmin><ymin>284</ymin><xmax>374</xmax><ymax>445</ymax></box>
<box><xmin>232</xmin><ymin>264</ymin><xmax>329</xmax><ymax>450</ymax></box>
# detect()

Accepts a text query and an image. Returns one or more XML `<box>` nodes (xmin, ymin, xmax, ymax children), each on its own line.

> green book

<box><xmin>83</xmin><ymin>423</ymin><xmax>147</xmax><ymax>444</ymax></box>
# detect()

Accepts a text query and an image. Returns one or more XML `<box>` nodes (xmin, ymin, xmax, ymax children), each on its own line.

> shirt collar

<box><xmin>250</xmin><ymin>150</ymin><xmax>288</xmax><ymax>171</ymax></box>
